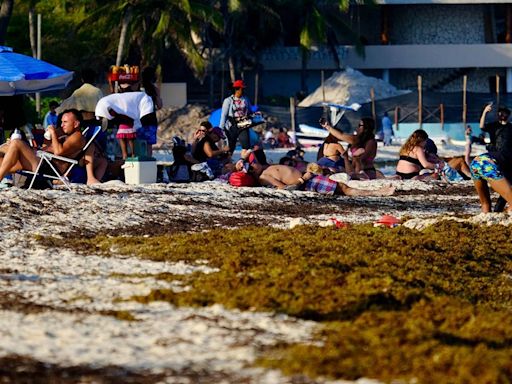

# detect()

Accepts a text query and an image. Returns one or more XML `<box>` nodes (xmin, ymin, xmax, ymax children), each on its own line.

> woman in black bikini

<box><xmin>396</xmin><ymin>129</ymin><xmax>443</xmax><ymax>179</ymax></box>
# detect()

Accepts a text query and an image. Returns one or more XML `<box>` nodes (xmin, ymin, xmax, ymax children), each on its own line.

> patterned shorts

<box><xmin>136</xmin><ymin>125</ymin><xmax>158</xmax><ymax>145</ymax></box>
<box><xmin>304</xmin><ymin>175</ymin><xmax>337</xmax><ymax>195</ymax></box>
<box><xmin>470</xmin><ymin>153</ymin><xmax>504</xmax><ymax>181</ymax></box>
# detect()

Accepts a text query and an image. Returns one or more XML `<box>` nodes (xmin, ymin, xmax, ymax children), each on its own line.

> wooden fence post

<box><xmin>394</xmin><ymin>106</ymin><xmax>400</xmax><ymax>131</ymax></box>
<box><xmin>254</xmin><ymin>72</ymin><xmax>259</xmax><ymax>106</ymax></box>
<box><xmin>462</xmin><ymin>75</ymin><xmax>467</xmax><ymax>129</ymax></box>
<box><xmin>321</xmin><ymin>70</ymin><xmax>325</xmax><ymax>103</ymax></box>
<box><xmin>496</xmin><ymin>74</ymin><xmax>500</xmax><ymax>112</ymax></box>
<box><xmin>221</xmin><ymin>62</ymin><xmax>226</xmax><ymax>101</ymax></box>
<box><xmin>418</xmin><ymin>75</ymin><xmax>422</xmax><ymax>128</ymax></box>
<box><xmin>209</xmin><ymin>69</ymin><xmax>214</xmax><ymax>108</ymax></box>
<box><xmin>370</xmin><ymin>88</ymin><xmax>376</xmax><ymax>123</ymax></box>
<box><xmin>290</xmin><ymin>96</ymin><xmax>296</xmax><ymax>132</ymax></box>
<box><xmin>440</xmin><ymin>103</ymin><xmax>444</xmax><ymax>131</ymax></box>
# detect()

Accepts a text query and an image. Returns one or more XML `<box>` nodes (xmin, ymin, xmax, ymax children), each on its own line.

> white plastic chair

<box><xmin>24</xmin><ymin>125</ymin><xmax>102</xmax><ymax>191</ymax></box>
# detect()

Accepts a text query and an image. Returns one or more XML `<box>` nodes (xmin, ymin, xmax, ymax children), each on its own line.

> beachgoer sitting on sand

<box><xmin>422</xmin><ymin>138</ymin><xmax>471</xmax><ymax>181</ymax></box>
<box><xmin>192</xmin><ymin>126</ymin><xmax>231</xmax><ymax>177</ymax></box>
<box><xmin>190</xmin><ymin>121</ymin><xmax>212</xmax><ymax>153</ymax></box>
<box><xmin>395</xmin><ymin>129</ymin><xmax>443</xmax><ymax>180</ymax></box>
<box><xmin>0</xmin><ymin>109</ymin><xmax>85</xmax><ymax>189</ymax></box>
<box><xmin>320</xmin><ymin>117</ymin><xmax>379</xmax><ymax>179</ymax></box>
<box><xmin>256</xmin><ymin>163</ymin><xmax>395</xmax><ymax>197</ymax></box>
<box><xmin>316</xmin><ymin>133</ymin><xmax>348</xmax><ymax>172</ymax></box>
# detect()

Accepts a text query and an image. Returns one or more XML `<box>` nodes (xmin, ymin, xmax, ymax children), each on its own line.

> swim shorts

<box><xmin>304</xmin><ymin>175</ymin><xmax>337</xmax><ymax>195</ymax></box>
<box><xmin>136</xmin><ymin>125</ymin><xmax>158</xmax><ymax>145</ymax></box>
<box><xmin>470</xmin><ymin>153</ymin><xmax>504</xmax><ymax>181</ymax></box>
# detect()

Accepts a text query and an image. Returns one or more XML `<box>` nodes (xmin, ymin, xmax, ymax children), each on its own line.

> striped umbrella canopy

<box><xmin>0</xmin><ymin>46</ymin><xmax>73</xmax><ymax>95</ymax></box>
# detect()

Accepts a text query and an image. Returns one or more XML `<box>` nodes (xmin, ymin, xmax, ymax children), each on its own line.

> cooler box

<box><xmin>123</xmin><ymin>156</ymin><xmax>157</xmax><ymax>184</ymax></box>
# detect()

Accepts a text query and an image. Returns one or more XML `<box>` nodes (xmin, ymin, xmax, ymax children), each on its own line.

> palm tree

<box><xmin>219</xmin><ymin>0</ymin><xmax>283</xmax><ymax>82</ymax></box>
<box><xmin>79</xmin><ymin>0</ymin><xmax>222</xmax><ymax>80</ymax></box>
<box><xmin>284</xmin><ymin>0</ymin><xmax>374</xmax><ymax>94</ymax></box>
<box><xmin>0</xmin><ymin>0</ymin><xmax>14</xmax><ymax>45</ymax></box>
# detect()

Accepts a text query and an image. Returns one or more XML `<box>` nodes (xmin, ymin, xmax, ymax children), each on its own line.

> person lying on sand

<box><xmin>257</xmin><ymin>163</ymin><xmax>395</xmax><ymax>197</ymax></box>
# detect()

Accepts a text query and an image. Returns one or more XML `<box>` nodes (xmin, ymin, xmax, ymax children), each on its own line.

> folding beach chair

<box><xmin>24</xmin><ymin>125</ymin><xmax>102</xmax><ymax>191</ymax></box>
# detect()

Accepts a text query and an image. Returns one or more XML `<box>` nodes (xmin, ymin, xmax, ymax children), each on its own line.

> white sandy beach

<box><xmin>0</xmin><ymin>140</ymin><xmax>509</xmax><ymax>383</ymax></box>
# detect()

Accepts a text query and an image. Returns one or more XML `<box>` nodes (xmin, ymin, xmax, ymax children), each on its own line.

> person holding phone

<box><xmin>320</xmin><ymin>117</ymin><xmax>379</xmax><ymax>179</ymax></box>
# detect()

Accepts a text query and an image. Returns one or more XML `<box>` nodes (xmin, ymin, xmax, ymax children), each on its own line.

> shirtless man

<box><xmin>258</xmin><ymin>164</ymin><xmax>395</xmax><ymax>197</ymax></box>
<box><xmin>0</xmin><ymin>109</ymin><xmax>85</xmax><ymax>187</ymax></box>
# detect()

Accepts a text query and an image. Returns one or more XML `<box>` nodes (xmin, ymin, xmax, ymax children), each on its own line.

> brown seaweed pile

<box><xmin>40</xmin><ymin>221</ymin><xmax>512</xmax><ymax>383</ymax></box>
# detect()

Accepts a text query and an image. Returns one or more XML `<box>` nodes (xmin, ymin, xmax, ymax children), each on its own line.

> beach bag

<box><xmin>229</xmin><ymin>171</ymin><xmax>256</xmax><ymax>187</ymax></box>
<box><xmin>191</xmin><ymin>162</ymin><xmax>214</xmax><ymax>182</ymax></box>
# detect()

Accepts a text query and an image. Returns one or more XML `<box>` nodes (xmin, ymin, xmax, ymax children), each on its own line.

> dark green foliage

<box><xmin>44</xmin><ymin>222</ymin><xmax>512</xmax><ymax>383</ymax></box>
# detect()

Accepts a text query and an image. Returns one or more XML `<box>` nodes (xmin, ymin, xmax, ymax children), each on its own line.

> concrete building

<box><xmin>256</xmin><ymin>1</ymin><xmax>512</xmax><ymax>98</ymax></box>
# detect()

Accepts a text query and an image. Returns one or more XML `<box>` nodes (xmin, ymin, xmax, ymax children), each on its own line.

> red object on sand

<box><xmin>374</xmin><ymin>215</ymin><xmax>401</xmax><ymax>228</ymax></box>
<box><xmin>330</xmin><ymin>218</ymin><xmax>348</xmax><ymax>228</ymax></box>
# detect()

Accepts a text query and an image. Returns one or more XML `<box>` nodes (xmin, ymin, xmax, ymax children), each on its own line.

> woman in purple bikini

<box><xmin>320</xmin><ymin>117</ymin><xmax>378</xmax><ymax>179</ymax></box>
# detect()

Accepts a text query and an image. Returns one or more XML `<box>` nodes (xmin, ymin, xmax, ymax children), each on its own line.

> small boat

<box><xmin>295</xmin><ymin>123</ymin><xmax>328</xmax><ymax>147</ymax></box>
<box><xmin>294</xmin><ymin>102</ymin><xmax>360</xmax><ymax>147</ymax></box>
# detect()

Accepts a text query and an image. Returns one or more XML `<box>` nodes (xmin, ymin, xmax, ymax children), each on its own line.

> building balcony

<box><xmin>260</xmin><ymin>44</ymin><xmax>512</xmax><ymax>70</ymax></box>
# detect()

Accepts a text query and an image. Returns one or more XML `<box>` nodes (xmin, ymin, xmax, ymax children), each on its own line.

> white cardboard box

<box><xmin>123</xmin><ymin>158</ymin><xmax>157</xmax><ymax>184</ymax></box>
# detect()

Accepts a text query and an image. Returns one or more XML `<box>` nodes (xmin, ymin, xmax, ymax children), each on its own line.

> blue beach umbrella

<box><xmin>0</xmin><ymin>46</ymin><xmax>73</xmax><ymax>95</ymax></box>
<box><xmin>208</xmin><ymin>108</ymin><xmax>222</xmax><ymax>127</ymax></box>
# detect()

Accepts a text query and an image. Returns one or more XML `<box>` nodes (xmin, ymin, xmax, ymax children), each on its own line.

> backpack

<box><xmin>229</xmin><ymin>171</ymin><xmax>256</xmax><ymax>187</ymax></box>
<box><xmin>168</xmin><ymin>139</ymin><xmax>192</xmax><ymax>183</ymax></box>
<box><xmin>168</xmin><ymin>163</ymin><xmax>192</xmax><ymax>182</ymax></box>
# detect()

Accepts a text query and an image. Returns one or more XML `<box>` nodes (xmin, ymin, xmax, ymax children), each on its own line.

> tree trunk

<box><xmin>300</xmin><ymin>50</ymin><xmax>308</xmax><ymax>96</ymax></box>
<box><xmin>0</xmin><ymin>0</ymin><xmax>14</xmax><ymax>45</ymax></box>
<box><xmin>116</xmin><ymin>6</ymin><xmax>132</xmax><ymax>66</ymax></box>
<box><xmin>220</xmin><ymin>0</ymin><xmax>236</xmax><ymax>83</ymax></box>
<box><xmin>29</xmin><ymin>8</ymin><xmax>37</xmax><ymax>58</ymax></box>
<box><xmin>228</xmin><ymin>56</ymin><xmax>236</xmax><ymax>82</ymax></box>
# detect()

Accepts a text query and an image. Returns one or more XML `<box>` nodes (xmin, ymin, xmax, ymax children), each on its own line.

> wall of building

<box><xmin>388</xmin><ymin>4</ymin><xmax>486</xmax><ymax>44</ymax></box>
<box><xmin>391</xmin><ymin>67</ymin><xmax>507</xmax><ymax>93</ymax></box>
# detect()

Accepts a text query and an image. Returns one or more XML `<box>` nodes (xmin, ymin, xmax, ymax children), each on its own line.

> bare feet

<box><xmin>375</xmin><ymin>185</ymin><xmax>396</xmax><ymax>196</ymax></box>
<box><xmin>87</xmin><ymin>178</ymin><xmax>102</xmax><ymax>185</ymax></box>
